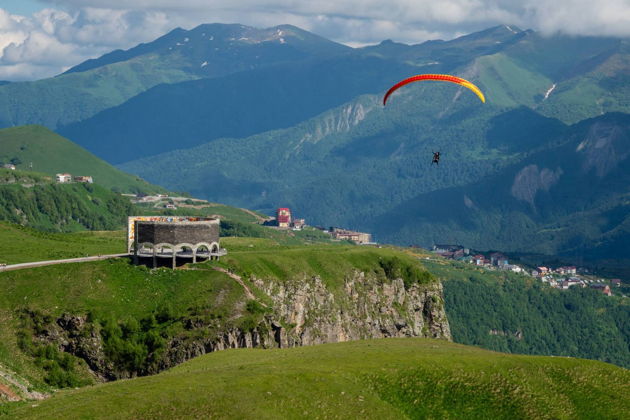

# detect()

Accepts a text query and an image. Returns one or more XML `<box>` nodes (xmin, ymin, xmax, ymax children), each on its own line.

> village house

<box><xmin>555</xmin><ymin>266</ymin><xmax>577</xmax><ymax>275</ymax></box>
<box><xmin>490</xmin><ymin>252</ymin><xmax>509</xmax><ymax>267</ymax></box>
<box><xmin>535</xmin><ymin>267</ymin><xmax>549</xmax><ymax>277</ymax></box>
<box><xmin>291</xmin><ymin>218</ymin><xmax>306</xmax><ymax>230</ymax></box>
<box><xmin>164</xmin><ymin>204</ymin><xmax>177</xmax><ymax>209</ymax></box>
<box><xmin>611</xmin><ymin>279</ymin><xmax>622</xmax><ymax>287</ymax></box>
<box><xmin>74</xmin><ymin>176</ymin><xmax>93</xmax><ymax>183</ymax></box>
<box><xmin>506</xmin><ymin>264</ymin><xmax>523</xmax><ymax>273</ymax></box>
<box><xmin>2</xmin><ymin>163</ymin><xmax>15</xmax><ymax>170</ymax></box>
<box><xmin>472</xmin><ymin>254</ymin><xmax>485</xmax><ymax>266</ymax></box>
<box><xmin>433</xmin><ymin>244</ymin><xmax>469</xmax><ymax>254</ymax></box>
<box><xmin>55</xmin><ymin>173</ymin><xmax>72</xmax><ymax>183</ymax></box>
<box><xmin>560</xmin><ymin>277</ymin><xmax>585</xmax><ymax>289</ymax></box>
<box><xmin>330</xmin><ymin>228</ymin><xmax>372</xmax><ymax>244</ymax></box>
<box><xmin>590</xmin><ymin>284</ymin><xmax>612</xmax><ymax>296</ymax></box>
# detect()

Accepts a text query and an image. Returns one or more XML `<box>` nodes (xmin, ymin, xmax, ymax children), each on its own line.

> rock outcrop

<box><xmin>35</xmin><ymin>269</ymin><xmax>450</xmax><ymax>380</ymax></box>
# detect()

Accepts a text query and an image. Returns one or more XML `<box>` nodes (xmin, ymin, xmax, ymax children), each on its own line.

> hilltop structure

<box><xmin>276</xmin><ymin>208</ymin><xmax>291</xmax><ymax>228</ymax></box>
<box><xmin>128</xmin><ymin>216</ymin><xmax>226</xmax><ymax>268</ymax></box>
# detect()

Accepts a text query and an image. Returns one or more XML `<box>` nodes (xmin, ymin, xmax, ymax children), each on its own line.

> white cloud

<box><xmin>0</xmin><ymin>7</ymin><xmax>178</xmax><ymax>81</ymax></box>
<box><xmin>39</xmin><ymin>1</ymin><xmax>630</xmax><ymax>40</ymax></box>
<box><xmin>1</xmin><ymin>1</ymin><xmax>629</xmax><ymax>81</ymax></box>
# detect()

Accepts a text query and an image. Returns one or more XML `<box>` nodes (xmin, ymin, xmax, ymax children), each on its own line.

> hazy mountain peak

<box><xmin>63</xmin><ymin>22</ymin><xmax>349</xmax><ymax>76</ymax></box>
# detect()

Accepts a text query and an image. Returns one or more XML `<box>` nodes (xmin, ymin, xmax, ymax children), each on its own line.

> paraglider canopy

<box><xmin>383</xmin><ymin>74</ymin><xmax>486</xmax><ymax>105</ymax></box>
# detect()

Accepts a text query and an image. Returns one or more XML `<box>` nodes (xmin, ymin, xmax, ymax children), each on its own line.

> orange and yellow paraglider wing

<box><xmin>382</xmin><ymin>74</ymin><xmax>485</xmax><ymax>105</ymax></box>
<box><xmin>458</xmin><ymin>80</ymin><xmax>485</xmax><ymax>103</ymax></box>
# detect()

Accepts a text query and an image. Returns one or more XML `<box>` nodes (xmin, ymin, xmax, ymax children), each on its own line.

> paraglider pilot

<box><xmin>432</xmin><ymin>151</ymin><xmax>441</xmax><ymax>165</ymax></box>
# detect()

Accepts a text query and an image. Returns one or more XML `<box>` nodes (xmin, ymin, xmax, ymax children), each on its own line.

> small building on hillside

<box><xmin>472</xmin><ymin>255</ymin><xmax>485</xmax><ymax>266</ymax></box>
<box><xmin>55</xmin><ymin>173</ymin><xmax>72</xmax><ymax>183</ymax></box>
<box><xmin>590</xmin><ymin>284</ymin><xmax>612</xmax><ymax>296</ymax></box>
<box><xmin>611</xmin><ymin>279</ymin><xmax>622</xmax><ymax>287</ymax></box>
<box><xmin>330</xmin><ymin>227</ymin><xmax>372</xmax><ymax>244</ymax></box>
<box><xmin>490</xmin><ymin>252</ymin><xmax>509</xmax><ymax>267</ymax></box>
<box><xmin>560</xmin><ymin>277</ymin><xmax>584</xmax><ymax>289</ymax></box>
<box><xmin>536</xmin><ymin>267</ymin><xmax>549</xmax><ymax>276</ymax></box>
<box><xmin>2</xmin><ymin>163</ymin><xmax>15</xmax><ymax>170</ymax></box>
<box><xmin>556</xmin><ymin>266</ymin><xmax>577</xmax><ymax>275</ymax></box>
<box><xmin>507</xmin><ymin>264</ymin><xmax>523</xmax><ymax>273</ymax></box>
<box><xmin>276</xmin><ymin>208</ymin><xmax>292</xmax><ymax>228</ymax></box>
<box><xmin>433</xmin><ymin>244</ymin><xmax>469</xmax><ymax>255</ymax></box>
<box><xmin>74</xmin><ymin>176</ymin><xmax>93</xmax><ymax>183</ymax></box>
<box><xmin>292</xmin><ymin>218</ymin><xmax>306</xmax><ymax>230</ymax></box>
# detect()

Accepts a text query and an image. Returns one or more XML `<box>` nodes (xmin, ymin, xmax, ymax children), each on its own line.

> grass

<box><xmin>4</xmin><ymin>338</ymin><xmax>628</xmax><ymax>419</ymax></box>
<box><xmin>0</xmin><ymin>221</ymin><xmax>336</xmax><ymax>265</ymax></box>
<box><xmin>0</xmin><ymin>125</ymin><xmax>164</xmax><ymax>194</ymax></box>
<box><xmin>0</xmin><ymin>233</ymin><xmax>434</xmax><ymax>390</ymax></box>
<box><xmin>217</xmin><ymin>240</ymin><xmax>435</xmax><ymax>292</ymax></box>
<box><xmin>0</xmin><ymin>222</ymin><xmax>125</xmax><ymax>264</ymax></box>
<box><xmin>0</xmin><ymin>258</ymin><xmax>244</xmax><ymax>388</ymax></box>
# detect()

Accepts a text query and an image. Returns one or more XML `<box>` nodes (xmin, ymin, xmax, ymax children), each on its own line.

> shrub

<box><xmin>379</xmin><ymin>257</ymin><xmax>433</xmax><ymax>289</ymax></box>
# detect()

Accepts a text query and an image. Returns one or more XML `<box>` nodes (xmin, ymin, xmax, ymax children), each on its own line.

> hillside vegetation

<box><xmin>0</xmin><ymin>176</ymin><xmax>133</xmax><ymax>233</ymax></box>
<box><xmin>427</xmin><ymin>259</ymin><xmax>630</xmax><ymax>368</ymax></box>
<box><xmin>113</xmin><ymin>27</ymin><xmax>630</xmax><ymax>265</ymax></box>
<box><xmin>0</xmin><ymin>126</ymin><xmax>163</xmax><ymax>194</ymax></box>
<box><xmin>0</xmin><ymin>240</ymin><xmax>436</xmax><ymax>392</ymax></box>
<box><xmin>4</xmin><ymin>338</ymin><xmax>629</xmax><ymax>419</ymax></box>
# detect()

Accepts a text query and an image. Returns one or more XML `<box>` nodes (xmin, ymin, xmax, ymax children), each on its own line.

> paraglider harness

<box><xmin>432</xmin><ymin>151</ymin><xmax>441</xmax><ymax>165</ymax></box>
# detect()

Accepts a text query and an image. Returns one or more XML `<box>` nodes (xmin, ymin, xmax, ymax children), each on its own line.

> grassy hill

<box><xmin>0</xmin><ymin>223</ymin><xmax>124</xmax><ymax>264</ymax></box>
<box><xmin>0</xmin><ymin>24</ymin><xmax>349</xmax><ymax>132</ymax></box>
<box><xmin>0</xmin><ymin>126</ymin><xmax>163</xmax><ymax>194</ymax></box>
<box><xmin>4</xmin><ymin>338</ymin><xmax>629</xmax><ymax>419</ymax></box>
<box><xmin>0</xmin><ymin>175</ymin><xmax>134</xmax><ymax>233</ymax></box>
<box><xmin>0</xmin><ymin>241</ymin><xmax>435</xmax><ymax>391</ymax></box>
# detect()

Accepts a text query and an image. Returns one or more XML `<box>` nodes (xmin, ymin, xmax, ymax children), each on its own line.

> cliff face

<box><xmin>34</xmin><ymin>269</ymin><xmax>450</xmax><ymax>380</ymax></box>
<box><xmin>254</xmin><ymin>271</ymin><xmax>451</xmax><ymax>347</ymax></box>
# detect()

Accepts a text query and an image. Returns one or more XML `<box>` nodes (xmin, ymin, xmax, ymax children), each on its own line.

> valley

<box><xmin>0</xmin><ymin>19</ymin><xmax>628</xmax><ymax>419</ymax></box>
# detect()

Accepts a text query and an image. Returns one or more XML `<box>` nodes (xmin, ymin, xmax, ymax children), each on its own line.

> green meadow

<box><xmin>4</xmin><ymin>338</ymin><xmax>628</xmax><ymax>419</ymax></box>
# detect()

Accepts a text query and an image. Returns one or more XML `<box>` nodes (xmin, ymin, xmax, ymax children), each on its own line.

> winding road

<box><xmin>0</xmin><ymin>253</ymin><xmax>130</xmax><ymax>272</ymax></box>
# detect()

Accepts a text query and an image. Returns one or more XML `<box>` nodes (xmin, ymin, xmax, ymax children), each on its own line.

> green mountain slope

<box><xmin>427</xmin><ymin>259</ymin><xmax>630</xmax><ymax>368</ymax></box>
<box><xmin>0</xmin><ymin>174</ymin><xmax>133</xmax><ymax>232</ymax></box>
<box><xmin>5</xmin><ymin>339</ymin><xmax>629</xmax><ymax>419</ymax></box>
<box><xmin>60</xmin><ymin>56</ymin><xmax>419</xmax><ymax>163</ymax></box>
<box><xmin>119</xmin><ymin>29</ymin><xmax>630</xmax><ymax>264</ymax></box>
<box><xmin>373</xmin><ymin>112</ymin><xmax>630</xmax><ymax>265</ymax></box>
<box><xmin>0</xmin><ymin>125</ymin><xmax>162</xmax><ymax>194</ymax></box>
<box><xmin>0</xmin><ymin>23</ymin><xmax>349</xmax><ymax>131</ymax></box>
<box><xmin>60</xmin><ymin>25</ymin><xmax>546</xmax><ymax>163</ymax></box>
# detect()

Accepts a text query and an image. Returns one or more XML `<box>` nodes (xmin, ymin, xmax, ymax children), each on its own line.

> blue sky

<box><xmin>2</xmin><ymin>0</ymin><xmax>51</xmax><ymax>15</ymax></box>
<box><xmin>0</xmin><ymin>0</ymin><xmax>629</xmax><ymax>81</ymax></box>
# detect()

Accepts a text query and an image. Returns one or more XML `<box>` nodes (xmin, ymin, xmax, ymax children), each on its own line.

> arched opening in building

<box><xmin>195</xmin><ymin>244</ymin><xmax>210</xmax><ymax>262</ymax></box>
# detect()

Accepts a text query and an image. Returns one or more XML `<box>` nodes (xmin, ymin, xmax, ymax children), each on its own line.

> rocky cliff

<box><xmin>31</xmin><ymin>269</ymin><xmax>450</xmax><ymax>380</ymax></box>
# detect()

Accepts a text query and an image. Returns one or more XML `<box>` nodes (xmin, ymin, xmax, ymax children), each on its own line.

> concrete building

<box><xmin>128</xmin><ymin>216</ymin><xmax>226</xmax><ymax>268</ymax></box>
<box><xmin>2</xmin><ymin>164</ymin><xmax>15</xmax><ymax>170</ymax></box>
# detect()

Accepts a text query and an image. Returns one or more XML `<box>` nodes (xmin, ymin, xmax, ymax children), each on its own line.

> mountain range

<box><xmin>1</xmin><ymin>22</ymin><xmax>629</xmax><ymax>269</ymax></box>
